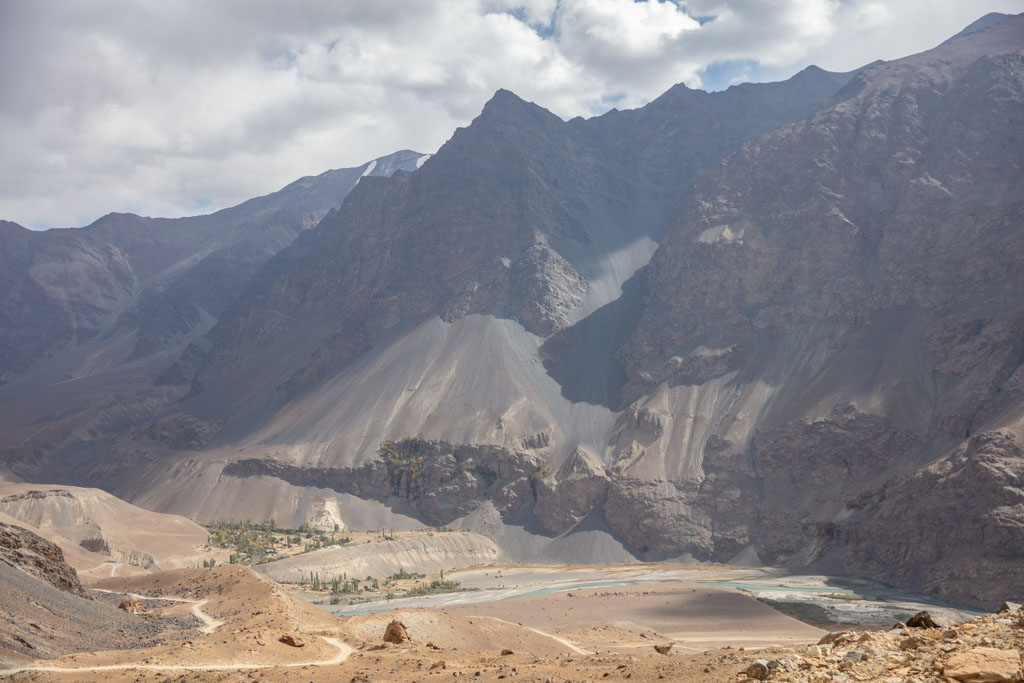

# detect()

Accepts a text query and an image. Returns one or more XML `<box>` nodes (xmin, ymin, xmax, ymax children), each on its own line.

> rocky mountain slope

<box><xmin>0</xmin><ymin>150</ymin><xmax>426</xmax><ymax>478</ymax></box>
<box><xmin>0</xmin><ymin>521</ymin><xmax>151</xmax><ymax>666</ymax></box>
<box><xmin>613</xmin><ymin>13</ymin><xmax>1024</xmax><ymax>606</ymax></box>
<box><xmin>1</xmin><ymin>14</ymin><xmax>1021</xmax><ymax>611</ymax></box>
<box><xmin>0</xmin><ymin>150</ymin><xmax>425</xmax><ymax>383</ymax></box>
<box><xmin>50</xmin><ymin>57</ymin><xmax>863</xmax><ymax>565</ymax></box>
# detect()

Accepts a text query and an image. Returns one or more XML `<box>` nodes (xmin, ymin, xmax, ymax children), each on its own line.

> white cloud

<box><xmin>0</xmin><ymin>0</ymin><xmax>1019</xmax><ymax>229</ymax></box>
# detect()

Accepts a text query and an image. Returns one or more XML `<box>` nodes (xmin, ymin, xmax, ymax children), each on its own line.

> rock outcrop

<box><xmin>533</xmin><ymin>447</ymin><xmax>610</xmax><ymax>534</ymax></box>
<box><xmin>383</xmin><ymin>620</ymin><xmax>410</xmax><ymax>644</ymax></box>
<box><xmin>0</xmin><ymin>522</ymin><xmax>88</xmax><ymax>598</ymax></box>
<box><xmin>224</xmin><ymin>438</ymin><xmax>543</xmax><ymax>527</ymax></box>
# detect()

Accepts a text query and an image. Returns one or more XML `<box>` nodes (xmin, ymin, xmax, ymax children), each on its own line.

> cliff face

<box><xmin>613</xmin><ymin>15</ymin><xmax>1024</xmax><ymax>604</ymax></box>
<box><xmin>0</xmin><ymin>521</ymin><xmax>87</xmax><ymax>598</ymax></box>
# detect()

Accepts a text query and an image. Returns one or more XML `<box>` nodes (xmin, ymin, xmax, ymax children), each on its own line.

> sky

<box><xmin>0</xmin><ymin>0</ymin><xmax>1020</xmax><ymax>230</ymax></box>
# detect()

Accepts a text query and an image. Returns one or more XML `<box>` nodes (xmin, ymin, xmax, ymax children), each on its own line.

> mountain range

<box><xmin>1</xmin><ymin>13</ymin><xmax>1021</xmax><ymax>609</ymax></box>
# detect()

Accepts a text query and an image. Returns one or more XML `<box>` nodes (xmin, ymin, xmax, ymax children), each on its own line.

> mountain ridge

<box><xmin>1</xmin><ymin>13</ymin><xmax>1022</xmax><ymax>610</ymax></box>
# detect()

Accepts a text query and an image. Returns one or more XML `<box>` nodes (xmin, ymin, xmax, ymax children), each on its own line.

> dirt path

<box><xmin>0</xmin><ymin>590</ymin><xmax>352</xmax><ymax>677</ymax></box>
<box><xmin>471</xmin><ymin>615</ymin><xmax>592</xmax><ymax>655</ymax></box>
<box><xmin>0</xmin><ymin>639</ymin><xmax>353</xmax><ymax>675</ymax></box>
<box><xmin>92</xmin><ymin>588</ymin><xmax>224</xmax><ymax>634</ymax></box>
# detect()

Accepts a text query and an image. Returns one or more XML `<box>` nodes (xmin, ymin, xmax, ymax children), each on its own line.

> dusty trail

<box><xmin>471</xmin><ymin>615</ymin><xmax>592</xmax><ymax>655</ymax></box>
<box><xmin>0</xmin><ymin>639</ymin><xmax>353</xmax><ymax>675</ymax></box>
<box><xmin>0</xmin><ymin>590</ymin><xmax>352</xmax><ymax>676</ymax></box>
<box><xmin>92</xmin><ymin>588</ymin><xmax>225</xmax><ymax>635</ymax></box>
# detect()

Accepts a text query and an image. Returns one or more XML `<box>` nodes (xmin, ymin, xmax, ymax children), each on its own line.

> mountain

<box><xmin>0</xmin><ymin>149</ymin><xmax>426</xmax><ymax>383</ymax></box>
<box><xmin>0</xmin><ymin>483</ymin><xmax>212</xmax><ymax>577</ymax></box>
<box><xmin>2</xmin><ymin>14</ymin><xmax>1021</xmax><ymax>610</ymax></box>
<box><xmin>616</xmin><ymin>13</ymin><xmax>1024</xmax><ymax>605</ymax></box>
<box><xmin>51</xmin><ymin>62</ymin><xmax>860</xmax><ymax>554</ymax></box>
<box><xmin>0</xmin><ymin>150</ymin><xmax>427</xmax><ymax>475</ymax></box>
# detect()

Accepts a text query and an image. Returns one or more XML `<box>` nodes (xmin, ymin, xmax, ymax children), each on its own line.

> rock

<box><xmin>819</xmin><ymin>632</ymin><xmax>851</xmax><ymax>645</ymax></box>
<box><xmin>533</xmin><ymin>447</ymin><xmax>610</xmax><ymax>534</ymax></box>
<box><xmin>743</xmin><ymin>660</ymin><xmax>770</xmax><ymax>680</ymax></box>
<box><xmin>501</xmin><ymin>649</ymin><xmax>514</xmax><ymax>655</ymax></box>
<box><xmin>653</xmin><ymin>643</ymin><xmax>673</xmax><ymax>655</ymax></box>
<box><xmin>944</xmin><ymin>647</ymin><xmax>1022</xmax><ymax>682</ymax></box>
<box><xmin>0</xmin><ymin>522</ymin><xmax>90</xmax><ymax>598</ymax></box>
<box><xmin>998</xmin><ymin>601</ymin><xmax>1022</xmax><ymax>613</ymax></box>
<box><xmin>900</xmin><ymin>636</ymin><xmax>928</xmax><ymax>650</ymax></box>
<box><xmin>383</xmin><ymin>619</ymin><xmax>410</xmax><ymax>644</ymax></box>
<box><xmin>279</xmin><ymin>634</ymin><xmax>305</xmax><ymax>647</ymax></box>
<box><xmin>906</xmin><ymin>611</ymin><xmax>938</xmax><ymax>628</ymax></box>
<box><xmin>430</xmin><ymin>661</ymin><xmax>447</xmax><ymax>670</ymax></box>
<box><xmin>118</xmin><ymin>599</ymin><xmax>143</xmax><ymax>614</ymax></box>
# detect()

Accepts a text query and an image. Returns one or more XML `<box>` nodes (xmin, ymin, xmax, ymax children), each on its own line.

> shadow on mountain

<box><xmin>540</xmin><ymin>270</ymin><xmax>647</xmax><ymax>411</ymax></box>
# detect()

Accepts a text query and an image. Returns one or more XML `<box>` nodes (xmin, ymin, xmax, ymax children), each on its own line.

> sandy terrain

<box><xmin>256</xmin><ymin>530</ymin><xmax>498</xmax><ymax>583</ymax></box>
<box><xmin>440</xmin><ymin>580</ymin><xmax>824</xmax><ymax>651</ymax></box>
<box><xmin>0</xmin><ymin>484</ymin><xmax>217</xmax><ymax>579</ymax></box>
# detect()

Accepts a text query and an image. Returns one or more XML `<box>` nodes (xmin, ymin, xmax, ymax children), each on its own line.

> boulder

<box><xmin>118</xmin><ymin>599</ymin><xmax>143</xmax><ymax>614</ymax></box>
<box><xmin>998</xmin><ymin>601</ymin><xmax>1022</xmax><ymax>613</ymax></box>
<box><xmin>279</xmin><ymin>633</ymin><xmax>305</xmax><ymax>647</ymax></box>
<box><xmin>743</xmin><ymin>660</ymin><xmax>770</xmax><ymax>680</ymax></box>
<box><xmin>906</xmin><ymin>611</ymin><xmax>938</xmax><ymax>628</ymax></box>
<box><xmin>653</xmin><ymin>643</ymin><xmax>673</xmax><ymax>655</ymax></box>
<box><xmin>383</xmin><ymin>619</ymin><xmax>410</xmax><ymax>644</ymax></box>
<box><xmin>944</xmin><ymin>647</ymin><xmax>1021</xmax><ymax>682</ymax></box>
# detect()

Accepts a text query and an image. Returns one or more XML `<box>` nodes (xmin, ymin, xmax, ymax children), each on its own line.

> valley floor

<box><xmin>1</xmin><ymin>562</ymin><xmax>997</xmax><ymax>682</ymax></box>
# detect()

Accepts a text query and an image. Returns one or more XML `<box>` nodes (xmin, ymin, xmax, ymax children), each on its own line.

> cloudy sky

<box><xmin>1</xmin><ymin>0</ymin><xmax>1019</xmax><ymax>229</ymax></box>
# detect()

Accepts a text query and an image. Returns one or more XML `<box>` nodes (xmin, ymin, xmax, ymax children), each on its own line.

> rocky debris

<box><xmin>738</xmin><ymin>604</ymin><xmax>1024</xmax><ymax>682</ymax></box>
<box><xmin>0</xmin><ymin>521</ymin><xmax>89</xmax><ymax>598</ymax></box>
<box><xmin>119</xmin><ymin>599</ymin><xmax>143</xmax><ymax>613</ymax></box>
<box><xmin>224</xmin><ymin>438</ymin><xmax>543</xmax><ymax>527</ymax></box>
<box><xmin>654</xmin><ymin>643</ymin><xmax>674</xmax><ymax>655</ymax></box>
<box><xmin>906</xmin><ymin>611</ymin><xmax>939</xmax><ymax>628</ymax></box>
<box><xmin>430</xmin><ymin>660</ymin><xmax>447</xmax><ymax>670</ymax></box>
<box><xmin>278</xmin><ymin>633</ymin><xmax>305</xmax><ymax>647</ymax></box>
<box><xmin>383</xmin><ymin>620</ymin><xmax>410</xmax><ymax>644</ymax></box>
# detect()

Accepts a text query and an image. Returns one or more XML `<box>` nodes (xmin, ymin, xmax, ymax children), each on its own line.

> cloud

<box><xmin>0</xmin><ymin>0</ymin><xmax>1019</xmax><ymax>229</ymax></box>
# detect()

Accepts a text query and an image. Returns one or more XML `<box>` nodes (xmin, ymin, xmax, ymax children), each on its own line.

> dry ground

<box><xmin>1</xmin><ymin>564</ymin><xmax>832</xmax><ymax>682</ymax></box>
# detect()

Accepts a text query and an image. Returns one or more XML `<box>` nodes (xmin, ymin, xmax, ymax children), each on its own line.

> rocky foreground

<box><xmin>740</xmin><ymin>606</ymin><xmax>1024</xmax><ymax>683</ymax></box>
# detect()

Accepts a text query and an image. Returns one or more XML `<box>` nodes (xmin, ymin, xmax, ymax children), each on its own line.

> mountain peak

<box><xmin>479</xmin><ymin>88</ymin><xmax>549</xmax><ymax>120</ymax></box>
<box><xmin>945</xmin><ymin>12</ymin><xmax>1012</xmax><ymax>44</ymax></box>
